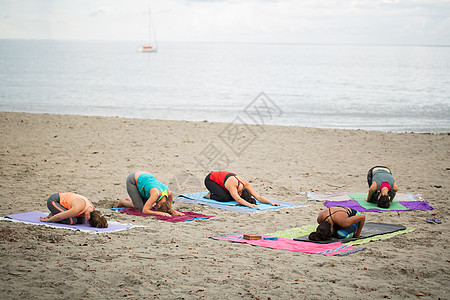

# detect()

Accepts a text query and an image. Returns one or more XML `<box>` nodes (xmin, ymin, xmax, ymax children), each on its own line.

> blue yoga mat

<box><xmin>175</xmin><ymin>192</ymin><xmax>305</xmax><ymax>213</ymax></box>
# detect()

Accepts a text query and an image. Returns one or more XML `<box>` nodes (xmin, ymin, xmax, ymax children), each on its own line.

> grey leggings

<box><xmin>46</xmin><ymin>193</ymin><xmax>84</xmax><ymax>225</ymax></box>
<box><xmin>126</xmin><ymin>172</ymin><xmax>146</xmax><ymax>211</ymax></box>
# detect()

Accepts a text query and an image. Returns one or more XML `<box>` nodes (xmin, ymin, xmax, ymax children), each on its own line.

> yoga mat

<box><xmin>307</xmin><ymin>192</ymin><xmax>425</xmax><ymax>202</ymax></box>
<box><xmin>307</xmin><ymin>192</ymin><xmax>351</xmax><ymax>202</ymax></box>
<box><xmin>114</xmin><ymin>208</ymin><xmax>213</xmax><ymax>222</ymax></box>
<box><xmin>348</xmin><ymin>193</ymin><xmax>408</xmax><ymax>211</ymax></box>
<box><xmin>175</xmin><ymin>192</ymin><xmax>305</xmax><ymax>213</ymax></box>
<box><xmin>210</xmin><ymin>232</ymin><xmax>364</xmax><ymax>256</ymax></box>
<box><xmin>3</xmin><ymin>211</ymin><xmax>134</xmax><ymax>233</ymax></box>
<box><xmin>271</xmin><ymin>225</ymin><xmax>415</xmax><ymax>246</ymax></box>
<box><xmin>323</xmin><ymin>199</ymin><xmax>433</xmax><ymax>212</ymax></box>
<box><xmin>293</xmin><ymin>222</ymin><xmax>407</xmax><ymax>244</ymax></box>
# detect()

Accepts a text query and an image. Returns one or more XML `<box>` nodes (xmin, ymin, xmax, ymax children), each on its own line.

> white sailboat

<box><xmin>137</xmin><ymin>8</ymin><xmax>157</xmax><ymax>53</ymax></box>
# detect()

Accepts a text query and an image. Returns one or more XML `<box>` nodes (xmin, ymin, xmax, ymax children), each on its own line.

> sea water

<box><xmin>0</xmin><ymin>39</ymin><xmax>449</xmax><ymax>132</ymax></box>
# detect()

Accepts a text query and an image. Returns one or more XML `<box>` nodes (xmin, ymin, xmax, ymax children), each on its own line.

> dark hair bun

<box><xmin>308</xmin><ymin>232</ymin><xmax>321</xmax><ymax>241</ymax></box>
<box><xmin>378</xmin><ymin>195</ymin><xmax>390</xmax><ymax>208</ymax></box>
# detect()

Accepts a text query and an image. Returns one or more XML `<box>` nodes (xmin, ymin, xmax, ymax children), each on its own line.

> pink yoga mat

<box><xmin>212</xmin><ymin>233</ymin><xmax>363</xmax><ymax>256</ymax></box>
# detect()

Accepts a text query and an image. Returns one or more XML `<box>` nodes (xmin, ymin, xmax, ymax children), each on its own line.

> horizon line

<box><xmin>1</xmin><ymin>38</ymin><xmax>449</xmax><ymax>48</ymax></box>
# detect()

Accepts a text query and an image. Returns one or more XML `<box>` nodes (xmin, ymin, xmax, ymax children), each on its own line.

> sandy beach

<box><xmin>0</xmin><ymin>111</ymin><xmax>449</xmax><ymax>299</ymax></box>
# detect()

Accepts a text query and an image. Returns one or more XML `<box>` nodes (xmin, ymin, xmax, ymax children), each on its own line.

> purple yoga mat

<box><xmin>118</xmin><ymin>208</ymin><xmax>214</xmax><ymax>222</ymax></box>
<box><xmin>5</xmin><ymin>211</ymin><xmax>133</xmax><ymax>232</ymax></box>
<box><xmin>323</xmin><ymin>200</ymin><xmax>434</xmax><ymax>212</ymax></box>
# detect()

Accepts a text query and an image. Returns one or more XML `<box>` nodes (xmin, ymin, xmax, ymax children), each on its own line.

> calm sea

<box><xmin>1</xmin><ymin>39</ymin><xmax>449</xmax><ymax>132</ymax></box>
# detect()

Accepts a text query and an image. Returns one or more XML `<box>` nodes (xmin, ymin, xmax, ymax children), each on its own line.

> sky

<box><xmin>0</xmin><ymin>0</ymin><xmax>449</xmax><ymax>45</ymax></box>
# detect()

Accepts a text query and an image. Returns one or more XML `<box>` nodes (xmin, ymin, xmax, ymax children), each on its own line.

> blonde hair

<box><xmin>157</xmin><ymin>198</ymin><xmax>176</xmax><ymax>215</ymax></box>
<box><xmin>88</xmin><ymin>210</ymin><xmax>108</xmax><ymax>228</ymax></box>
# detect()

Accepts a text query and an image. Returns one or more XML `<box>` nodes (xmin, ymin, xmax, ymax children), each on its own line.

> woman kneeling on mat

<box><xmin>367</xmin><ymin>166</ymin><xmax>399</xmax><ymax>208</ymax></box>
<box><xmin>309</xmin><ymin>206</ymin><xmax>365</xmax><ymax>241</ymax></box>
<box><xmin>204</xmin><ymin>171</ymin><xmax>280</xmax><ymax>208</ymax></box>
<box><xmin>40</xmin><ymin>192</ymin><xmax>108</xmax><ymax>228</ymax></box>
<box><xmin>117</xmin><ymin>171</ymin><xmax>184</xmax><ymax>217</ymax></box>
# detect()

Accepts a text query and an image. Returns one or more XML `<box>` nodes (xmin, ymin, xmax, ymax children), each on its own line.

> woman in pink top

<box><xmin>40</xmin><ymin>192</ymin><xmax>108</xmax><ymax>228</ymax></box>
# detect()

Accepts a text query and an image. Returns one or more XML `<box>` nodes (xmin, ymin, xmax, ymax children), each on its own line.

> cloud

<box><xmin>0</xmin><ymin>0</ymin><xmax>449</xmax><ymax>44</ymax></box>
<box><xmin>89</xmin><ymin>9</ymin><xmax>106</xmax><ymax>17</ymax></box>
<box><xmin>186</xmin><ymin>0</ymin><xmax>228</xmax><ymax>2</ymax></box>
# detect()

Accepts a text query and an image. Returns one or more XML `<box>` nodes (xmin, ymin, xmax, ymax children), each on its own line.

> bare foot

<box><xmin>203</xmin><ymin>192</ymin><xmax>211</xmax><ymax>199</ymax></box>
<box><xmin>116</xmin><ymin>197</ymin><xmax>132</xmax><ymax>208</ymax></box>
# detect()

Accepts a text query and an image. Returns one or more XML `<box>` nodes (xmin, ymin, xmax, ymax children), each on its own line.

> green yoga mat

<box><xmin>348</xmin><ymin>193</ymin><xmax>408</xmax><ymax>211</ymax></box>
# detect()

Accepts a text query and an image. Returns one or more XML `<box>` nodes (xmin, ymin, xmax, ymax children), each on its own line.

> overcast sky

<box><xmin>1</xmin><ymin>0</ymin><xmax>449</xmax><ymax>45</ymax></box>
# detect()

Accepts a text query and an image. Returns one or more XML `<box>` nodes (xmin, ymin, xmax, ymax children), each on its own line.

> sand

<box><xmin>0</xmin><ymin>111</ymin><xmax>449</xmax><ymax>299</ymax></box>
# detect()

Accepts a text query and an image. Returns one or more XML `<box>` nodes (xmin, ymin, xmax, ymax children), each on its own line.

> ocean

<box><xmin>1</xmin><ymin>39</ymin><xmax>449</xmax><ymax>133</ymax></box>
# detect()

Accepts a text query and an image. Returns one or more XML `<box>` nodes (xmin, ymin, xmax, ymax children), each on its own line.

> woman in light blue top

<box><xmin>117</xmin><ymin>171</ymin><xmax>184</xmax><ymax>217</ymax></box>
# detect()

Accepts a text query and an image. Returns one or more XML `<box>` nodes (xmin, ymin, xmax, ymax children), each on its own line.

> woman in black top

<box><xmin>309</xmin><ymin>206</ymin><xmax>365</xmax><ymax>241</ymax></box>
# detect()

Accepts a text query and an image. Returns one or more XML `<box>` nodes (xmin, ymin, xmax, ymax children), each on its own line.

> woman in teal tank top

<box><xmin>366</xmin><ymin>166</ymin><xmax>399</xmax><ymax>208</ymax></box>
<box><xmin>117</xmin><ymin>171</ymin><xmax>184</xmax><ymax>217</ymax></box>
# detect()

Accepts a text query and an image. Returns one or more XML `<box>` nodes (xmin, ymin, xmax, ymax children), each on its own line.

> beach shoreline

<box><xmin>2</xmin><ymin>110</ymin><xmax>449</xmax><ymax>134</ymax></box>
<box><xmin>0</xmin><ymin>111</ymin><xmax>449</xmax><ymax>299</ymax></box>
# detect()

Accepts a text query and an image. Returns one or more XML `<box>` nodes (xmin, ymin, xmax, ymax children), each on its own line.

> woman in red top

<box><xmin>204</xmin><ymin>171</ymin><xmax>280</xmax><ymax>208</ymax></box>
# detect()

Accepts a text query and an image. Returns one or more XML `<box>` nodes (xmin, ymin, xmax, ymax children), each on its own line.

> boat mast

<box><xmin>148</xmin><ymin>7</ymin><xmax>157</xmax><ymax>49</ymax></box>
<box><xmin>148</xmin><ymin>7</ymin><xmax>152</xmax><ymax>45</ymax></box>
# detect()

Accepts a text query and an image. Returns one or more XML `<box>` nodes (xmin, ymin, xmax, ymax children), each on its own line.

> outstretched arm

<box><xmin>229</xmin><ymin>187</ymin><xmax>257</xmax><ymax>208</ymax></box>
<box><xmin>142</xmin><ymin>189</ymin><xmax>171</xmax><ymax>217</ymax></box>
<box><xmin>245</xmin><ymin>184</ymin><xmax>281</xmax><ymax>206</ymax></box>
<box><xmin>167</xmin><ymin>191</ymin><xmax>184</xmax><ymax>216</ymax></box>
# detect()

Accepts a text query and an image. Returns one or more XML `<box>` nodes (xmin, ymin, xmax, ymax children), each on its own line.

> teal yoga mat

<box><xmin>177</xmin><ymin>192</ymin><xmax>303</xmax><ymax>212</ymax></box>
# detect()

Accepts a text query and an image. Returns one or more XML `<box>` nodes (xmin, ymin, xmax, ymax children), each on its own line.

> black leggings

<box><xmin>46</xmin><ymin>193</ymin><xmax>85</xmax><ymax>225</ymax></box>
<box><xmin>204</xmin><ymin>173</ymin><xmax>233</xmax><ymax>202</ymax></box>
<box><xmin>367</xmin><ymin>166</ymin><xmax>392</xmax><ymax>203</ymax></box>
